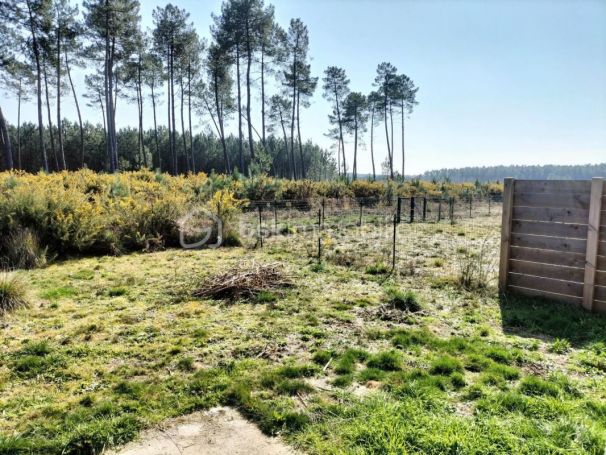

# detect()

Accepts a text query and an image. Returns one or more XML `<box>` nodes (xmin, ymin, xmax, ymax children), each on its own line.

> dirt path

<box><xmin>107</xmin><ymin>407</ymin><xmax>299</xmax><ymax>455</ymax></box>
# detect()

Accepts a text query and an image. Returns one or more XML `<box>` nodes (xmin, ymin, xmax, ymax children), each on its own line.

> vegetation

<box><xmin>1</xmin><ymin>236</ymin><xmax>605</xmax><ymax>453</ymax></box>
<box><xmin>0</xmin><ymin>0</ymin><xmax>418</xmax><ymax>180</ymax></box>
<box><xmin>0</xmin><ymin>272</ymin><xmax>28</xmax><ymax>315</ymax></box>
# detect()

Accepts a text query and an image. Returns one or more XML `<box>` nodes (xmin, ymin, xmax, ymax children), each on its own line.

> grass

<box><xmin>1</xmin><ymin>215</ymin><xmax>606</xmax><ymax>454</ymax></box>
<box><xmin>0</xmin><ymin>272</ymin><xmax>28</xmax><ymax>315</ymax></box>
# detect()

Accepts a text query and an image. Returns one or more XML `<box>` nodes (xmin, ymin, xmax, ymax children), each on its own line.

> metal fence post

<box><xmin>438</xmin><ymin>199</ymin><xmax>442</xmax><ymax>222</ymax></box>
<box><xmin>410</xmin><ymin>197</ymin><xmax>415</xmax><ymax>223</ymax></box>
<box><xmin>358</xmin><ymin>203</ymin><xmax>363</xmax><ymax>226</ymax></box>
<box><xmin>469</xmin><ymin>194</ymin><xmax>473</xmax><ymax>218</ymax></box>
<box><xmin>396</xmin><ymin>197</ymin><xmax>402</xmax><ymax>224</ymax></box>
<box><xmin>321</xmin><ymin>198</ymin><xmax>325</xmax><ymax>228</ymax></box>
<box><xmin>258</xmin><ymin>205</ymin><xmax>263</xmax><ymax>248</ymax></box>
<box><xmin>422</xmin><ymin>196</ymin><xmax>427</xmax><ymax>222</ymax></box>
<box><xmin>449</xmin><ymin>197</ymin><xmax>454</xmax><ymax>225</ymax></box>
<box><xmin>392</xmin><ymin>214</ymin><xmax>397</xmax><ymax>271</ymax></box>
<box><xmin>273</xmin><ymin>200</ymin><xmax>278</xmax><ymax>233</ymax></box>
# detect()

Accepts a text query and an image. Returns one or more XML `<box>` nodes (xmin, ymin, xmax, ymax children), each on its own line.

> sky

<box><xmin>3</xmin><ymin>0</ymin><xmax>606</xmax><ymax>174</ymax></box>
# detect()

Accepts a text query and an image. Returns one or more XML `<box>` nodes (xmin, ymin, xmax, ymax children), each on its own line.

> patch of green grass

<box><xmin>519</xmin><ymin>375</ymin><xmax>560</xmax><ymax>397</ymax></box>
<box><xmin>334</xmin><ymin>349</ymin><xmax>369</xmax><ymax>374</ymax></box>
<box><xmin>366</xmin><ymin>350</ymin><xmax>403</xmax><ymax>371</ymax></box>
<box><xmin>255</xmin><ymin>291</ymin><xmax>278</xmax><ymax>303</ymax></box>
<box><xmin>358</xmin><ymin>368</ymin><xmax>386</xmax><ymax>382</ymax></box>
<box><xmin>365</xmin><ymin>262</ymin><xmax>389</xmax><ymax>275</ymax></box>
<box><xmin>429</xmin><ymin>355</ymin><xmax>463</xmax><ymax>375</ymax></box>
<box><xmin>332</xmin><ymin>374</ymin><xmax>354</xmax><ymax>388</ymax></box>
<box><xmin>39</xmin><ymin>286</ymin><xmax>77</xmax><ymax>300</ymax></box>
<box><xmin>108</xmin><ymin>286</ymin><xmax>129</xmax><ymax>297</ymax></box>
<box><xmin>549</xmin><ymin>338</ymin><xmax>571</xmax><ymax>354</ymax></box>
<box><xmin>276</xmin><ymin>379</ymin><xmax>313</xmax><ymax>395</ymax></box>
<box><xmin>276</xmin><ymin>363</ymin><xmax>318</xmax><ymax>379</ymax></box>
<box><xmin>312</xmin><ymin>349</ymin><xmax>334</xmax><ymax>366</ymax></box>
<box><xmin>385</xmin><ymin>287</ymin><xmax>422</xmax><ymax>312</ymax></box>
<box><xmin>177</xmin><ymin>356</ymin><xmax>195</xmax><ymax>371</ymax></box>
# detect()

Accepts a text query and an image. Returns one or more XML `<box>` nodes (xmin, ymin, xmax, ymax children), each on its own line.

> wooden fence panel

<box><xmin>500</xmin><ymin>178</ymin><xmax>606</xmax><ymax>314</ymax></box>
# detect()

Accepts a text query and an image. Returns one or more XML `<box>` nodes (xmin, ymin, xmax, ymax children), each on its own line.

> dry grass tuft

<box><xmin>193</xmin><ymin>262</ymin><xmax>293</xmax><ymax>301</ymax></box>
<box><xmin>0</xmin><ymin>272</ymin><xmax>29</xmax><ymax>316</ymax></box>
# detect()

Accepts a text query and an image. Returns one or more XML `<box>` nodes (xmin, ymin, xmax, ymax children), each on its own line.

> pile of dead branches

<box><xmin>193</xmin><ymin>261</ymin><xmax>293</xmax><ymax>301</ymax></box>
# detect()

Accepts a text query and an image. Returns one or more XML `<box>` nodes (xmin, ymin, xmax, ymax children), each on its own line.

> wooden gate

<box><xmin>498</xmin><ymin>178</ymin><xmax>606</xmax><ymax>313</ymax></box>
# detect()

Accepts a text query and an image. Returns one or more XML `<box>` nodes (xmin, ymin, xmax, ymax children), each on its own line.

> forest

<box><xmin>0</xmin><ymin>0</ymin><xmax>418</xmax><ymax>180</ymax></box>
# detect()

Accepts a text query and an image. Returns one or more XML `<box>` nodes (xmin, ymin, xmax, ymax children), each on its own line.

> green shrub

<box><xmin>366</xmin><ymin>262</ymin><xmax>389</xmax><ymax>275</ymax></box>
<box><xmin>0</xmin><ymin>273</ymin><xmax>28</xmax><ymax>316</ymax></box>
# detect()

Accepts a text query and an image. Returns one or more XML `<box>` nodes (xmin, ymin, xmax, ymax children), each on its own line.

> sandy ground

<box><xmin>106</xmin><ymin>407</ymin><xmax>298</xmax><ymax>455</ymax></box>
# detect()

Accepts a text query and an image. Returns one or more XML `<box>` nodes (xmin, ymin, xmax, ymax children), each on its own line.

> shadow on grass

<box><xmin>499</xmin><ymin>293</ymin><xmax>606</xmax><ymax>347</ymax></box>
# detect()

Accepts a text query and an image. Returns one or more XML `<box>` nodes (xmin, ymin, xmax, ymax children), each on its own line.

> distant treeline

<box><xmin>411</xmin><ymin>164</ymin><xmax>606</xmax><ymax>183</ymax></box>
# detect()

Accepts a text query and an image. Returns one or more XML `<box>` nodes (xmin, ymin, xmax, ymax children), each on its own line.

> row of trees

<box><xmin>0</xmin><ymin>0</ymin><xmax>419</xmax><ymax>180</ymax></box>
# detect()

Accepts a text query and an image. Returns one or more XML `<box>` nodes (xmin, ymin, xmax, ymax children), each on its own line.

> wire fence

<box><xmin>235</xmin><ymin>195</ymin><xmax>502</xmax><ymax>284</ymax></box>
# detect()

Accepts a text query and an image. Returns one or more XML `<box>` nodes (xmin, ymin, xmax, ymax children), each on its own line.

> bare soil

<box><xmin>106</xmin><ymin>407</ymin><xmax>298</xmax><ymax>455</ymax></box>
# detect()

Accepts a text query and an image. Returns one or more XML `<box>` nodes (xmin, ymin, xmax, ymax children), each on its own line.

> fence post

<box><xmin>409</xmin><ymin>197</ymin><xmax>415</xmax><ymax>223</ymax></box>
<box><xmin>422</xmin><ymin>196</ymin><xmax>427</xmax><ymax>222</ymax></box>
<box><xmin>392</xmin><ymin>214</ymin><xmax>397</xmax><ymax>271</ymax></box>
<box><xmin>273</xmin><ymin>200</ymin><xmax>278</xmax><ymax>233</ymax></box>
<box><xmin>318</xmin><ymin>208</ymin><xmax>322</xmax><ymax>230</ymax></box>
<box><xmin>449</xmin><ymin>198</ymin><xmax>454</xmax><ymax>225</ymax></box>
<box><xmin>488</xmin><ymin>195</ymin><xmax>491</xmax><ymax>216</ymax></box>
<box><xmin>582</xmin><ymin>177</ymin><xmax>604</xmax><ymax>311</ymax></box>
<box><xmin>396</xmin><ymin>197</ymin><xmax>402</xmax><ymax>224</ymax></box>
<box><xmin>358</xmin><ymin>203</ymin><xmax>363</xmax><ymax>226</ymax></box>
<box><xmin>318</xmin><ymin>236</ymin><xmax>322</xmax><ymax>262</ymax></box>
<box><xmin>438</xmin><ymin>199</ymin><xmax>442</xmax><ymax>222</ymax></box>
<box><xmin>498</xmin><ymin>178</ymin><xmax>515</xmax><ymax>293</ymax></box>
<box><xmin>258</xmin><ymin>205</ymin><xmax>263</xmax><ymax>248</ymax></box>
<box><xmin>469</xmin><ymin>194</ymin><xmax>473</xmax><ymax>218</ymax></box>
<box><xmin>321</xmin><ymin>198</ymin><xmax>325</xmax><ymax>228</ymax></box>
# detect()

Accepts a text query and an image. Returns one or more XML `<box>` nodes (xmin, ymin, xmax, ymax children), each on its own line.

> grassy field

<box><xmin>1</xmin><ymin>215</ymin><xmax>606</xmax><ymax>454</ymax></box>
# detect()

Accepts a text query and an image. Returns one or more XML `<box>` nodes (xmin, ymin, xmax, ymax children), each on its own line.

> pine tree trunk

<box><xmin>0</xmin><ymin>106</ymin><xmax>12</xmax><ymax>171</ymax></box>
<box><xmin>353</xmin><ymin>108</ymin><xmax>358</xmax><ymax>181</ymax></box>
<box><xmin>290</xmin><ymin>48</ymin><xmax>297</xmax><ymax>180</ymax></box>
<box><xmin>245</xmin><ymin>20</ymin><xmax>255</xmax><ymax>167</ymax></box>
<box><xmin>151</xmin><ymin>81</ymin><xmax>160</xmax><ymax>171</ymax></box>
<box><xmin>170</xmin><ymin>45</ymin><xmax>177</xmax><ymax>174</ymax></box>
<box><xmin>401</xmin><ymin>99</ymin><xmax>405</xmax><ymax>180</ymax></box>
<box><xmin>17</xmin><ymin>81</ymin><xmax>22</xmax><ymax>169</ymax></box>
<box><xmin>260</xmin><ymin>45</ymin><xmax>266</xmax><ymax>148</ymax></box>
<box><xmin>26</xmin><ymin>1</ymin><xmax>48</xmax><ymax>172</ymax></box>
<box><xmin>383</xmin><ymin>92</ymin><xmax>393</xmax><ymax>179</ymax></box>
<box><xmin>187</xmin><ymin>63</ymin><xmax>195</xmax><ymax>173</ymax></box>
<box><xmin>370</xmin><ymin>104</ymin><xmax>375</xmax><ymax>181</ymax></box>
<box><xmin>43</xmin><ymin>62</ymin><xmax>58</xmax><ymax>171</ymax></box>
<box><xmin>236</xmin><ymin>44</ymin><xmax>244</xmax><ymax>173</ymax></box>
<box><xmin>166</xmin><ymin>45</ymin><xmax>172</xmax><ymax>174</ymax></box>
<box><xmin>296</xmin><ymin>90</ymin><xmax>305</xmax><ymax>179</ymax></box>
<box><xmin>65</xmin><ymin>49</ymin><xmax>83</xmax><ymax>167</ymax></box>
<box><xmin>180</xmin><ymin>74</ymin><xmax>188</xmax><ymax>173</ymax></box>
<box><xmin>56</xmin><ymin>21</ymin><xmax>66</xmax><ymax>170</ymax></box>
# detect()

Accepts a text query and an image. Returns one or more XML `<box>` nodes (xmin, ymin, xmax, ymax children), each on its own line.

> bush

<box><xmin>351</xmin><ymin>180</ymin><xmax>384</xmax><ymax>205</ymax></box>
<box><xmin>0</xmin><ymin>273</ymin><xmax>28</xmax><ymax>316</ymax></box>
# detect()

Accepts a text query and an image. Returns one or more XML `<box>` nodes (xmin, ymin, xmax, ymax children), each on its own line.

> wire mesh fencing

<box><xmin>236</xmin><ymin>194</ymin><xmax>502</xmax><ymax>285</ymax></box>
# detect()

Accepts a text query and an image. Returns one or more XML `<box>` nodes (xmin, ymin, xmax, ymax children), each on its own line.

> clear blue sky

<box><xmin>3</xmin><ymin>0</ymin><xmax>606</xmax><ymax>174</ymax></box>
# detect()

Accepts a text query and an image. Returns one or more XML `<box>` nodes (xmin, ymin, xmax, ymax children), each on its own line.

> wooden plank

<box><xmin>499</xmin><ymin>178</ymin><xmax>515</xmax><ymax>292</ymax></box>
<box><xmin>510</xmin><ymin>233</ymin><xmax>586</xmax><ymax>254</ymax></box>
<box><xmin>597</xmin><ymin>271</ymin><xmax>606</xmax><ymax>286</ymax></box>
<box><xmin>509</xmin><ymin>246</ymin><xmax>586</xmax><ymax>268</ymax></box>
<box><xmin>599</xmin><ymin>241</ymin><xmax>606</xmax><ymax>256</ymax></box>
<box><xmin>599</xmin><ymin>255</ymin><xmax>606</xmax><ymax>272</ymax></box>
<box><xmin>514</xmin><ymin>180</ymin><xmax>591</xmax><ymax>194</ymax></box>
<box><xmin>512</xmin><ymin>220</ymin><xmax>587</xmax><ymax>239</ymax></box>
<box><xmin>513</xmin><ymin>192</ymin><xmax>590</xmax><ymax>210</ymax></box>
<box><xmin>512</xmin><ymin>206</ymin><xmax>589</xmax><ymax>224</ymax></box>
<box><xmin>594</xmin><ymin>285</ymin><xmax>606</xmax><ymax>303</ymax></box>
<box><xmin>601</xmin><ymin>211</ymin><xmax>606</xmax><ymax>225</ymax></box>
<box><xmin>583</xmin><ymin>178</ymin><xmax>603</xmax><ymax>311</ymax></box>
<box><xmin>507</xmin><ymin>285</ymin><xmax>583</xmax><ymax>306</ymax></box>
<box><xmin>593</xmin><ymin>300</ymin><xmax>606</xmax><ymax>315</ymax></box>
<box><xmin>509</xmin><ymin>259</ymin><xmax>584</xmax><ymax>282</ymax></box>
<box><xmin>509</xmin><ymin>272</ymin><xmax>584</xmax><ymax>297</ymax></box>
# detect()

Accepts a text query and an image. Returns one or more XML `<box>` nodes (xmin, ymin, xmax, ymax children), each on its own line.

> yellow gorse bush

<box><xmin>0</xmin><ymin>170</ymin><xmax>501</xmax><ymax>267</ymax></box>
